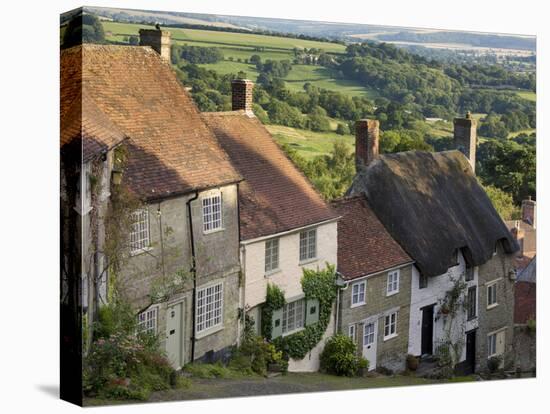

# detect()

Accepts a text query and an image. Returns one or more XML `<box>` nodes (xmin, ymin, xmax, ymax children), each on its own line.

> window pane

<box><xmin>196</xmin><ymin>283</ymin><xmax>223</xmax><ymax>333</ymax></box>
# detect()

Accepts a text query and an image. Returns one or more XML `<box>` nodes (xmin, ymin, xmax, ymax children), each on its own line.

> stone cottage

<box><xmin>347</xmin><ymin>116</ymin><xmax>519</xmax><ymax>374</ymax></box>
<box><xmin>331</xmin><ymin>195</ymin><xmax>414</xmax><ymax>372</ymax></box>
<box><xmin>203</xmin><ymin>80</ymin><xmax>340</xmax><ymax>371</ymax></box>
<box><xmin>61</xmin><ymin>30</ymin><xmax>245</xmax><ymax>369</ymax></box>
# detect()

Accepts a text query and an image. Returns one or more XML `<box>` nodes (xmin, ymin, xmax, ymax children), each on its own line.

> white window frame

<box><xmin>282</xmin><ymin>298</ymin><xmax>305</xmax><ymax>335</ymax></box>
<box><xmin>363</xmin><ymin>322</ymin><xmax>376</xmax><ymax>346</ymax></box>
<box><xmin>348</xmin><ymin>324</ymin><xmax>357</xmax><ymax>343</ymax></box>
<box><xmin>384</xmin><ymin>311</ymin><xmax>398</xmax><ymax>340</ymax></box>
<box><xmin>137</xmin><ymin>306</ymin><xmax>158</xmax><ymax>335</ymax></box>
<box><xmin>487</xmin><ymin>329</ymin><xmax>505</xmax><ymax>358</ymax></box>
<box><xmin>196</xmin><ymin>282</ymin><xmax>224</xmax><ymax>334</ymax></box>
<box><xmin>467</xmin><ymin>286</ymin><xmax>477</xmax><ymax>320</ymax></box>
<box><xmin>202</xmin><ymin>192</ymin><xmax>223</xmax><ymax>233</ymax></box>
<box><xmin>130</xmin><ymin>208</ymin><xmax>151</xmax><ymax>255</ymax></box>
<box><xmin>387</xmin><ymin>270</ymin><xmax>400</xmax><ymax>296</ymax></box>
<box><xmin>299</xmin><ymin>228</ymin><xmax>317</xmax><ymax>262</ymax></box>
<box><xmin>351</xmin><ymin>281</ymin><xmax>366</xmax><ymax>307</ymax></box>
<box><xmin>265</xmin><ymin>238</ymin><xmax>280</xmax><ymax>274</ymax></box>
<box><xmin>487</xmin><ymin>333</ymin><xmax>497</xmax><ymax>357</ymax></box>
<box><xmin>487</xmin><ymin>281</ymin><xmax>498</xmax><ymax>309</ymax></box>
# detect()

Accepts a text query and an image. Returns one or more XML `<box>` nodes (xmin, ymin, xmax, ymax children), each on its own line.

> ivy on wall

<box><xmin>261</xmin><ymin>283</ymin><xmax>286</xmax><ymax>341</ymax></box>
<box><xmin>262</xmin><ymin>264</ymin><xmax>337</xmax><ymax>360</ymax></box>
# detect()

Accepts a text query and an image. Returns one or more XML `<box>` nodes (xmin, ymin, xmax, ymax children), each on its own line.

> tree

<box><xmin>483</xmin><ymin>184</ymin><xmax>520</xmax><ymax>220</ymax></box>
<box><xmin>128</xmin><ymin>35</ymin><xmax>139</xmax><ymax>45</ymax></box>
<box><xmin>249</xmin><ymin>54</ymin><xmax>262</xmax><ymax>65</ymax></box>
<box><xmin>62</xmin><ymin>13</ymin><xmax>105</xmax><ymax>48</ymax></box>
<box><xmin>336</xmin><ymin>123</ymin><xmax>348</xmax><ymax>135</ymax></box>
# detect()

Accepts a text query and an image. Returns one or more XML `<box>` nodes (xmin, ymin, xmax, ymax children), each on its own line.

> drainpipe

<box><xmin>335</xmin><ymin>272</ymin><xmax>348</xmax><ymax>335</ymax></box>
<box><xmin>186</xmin><ymin>192</ymin><xmax>199</xmax><ymax>362</ymax></box>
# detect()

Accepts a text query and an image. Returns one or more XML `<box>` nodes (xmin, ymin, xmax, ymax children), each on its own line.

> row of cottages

<box><xmin>333</xmin><ymin>117</ymin><xmax>519</xmax><ymax>373</ymax></box>
<box><xmin>61</xmin><ymin>29</ymin><xmax>337</xmax><ymax>372</ymax></box>
<box><xmin>61</xmin><ymin>28</ymin><xmax>519</xmax><ymax>376</ymax></box>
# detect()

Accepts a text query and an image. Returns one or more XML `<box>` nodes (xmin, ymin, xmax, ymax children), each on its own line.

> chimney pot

<box><xmin>453</xmin><ymin>113</ymin><xmax>477</xmax><ymax>173</ymax></box>
<box><xmin>355</xmin><ymin>119</ymin><xmax>380</xmax><ymax>171</ymax></box>
<box><xmin>231</xmin><ymin>79</ymin><xmax>254</xmax><ymax>114</ymax></box>
<box><xmin>139</xmin><ymin>29</ymin><xmax>171</xmax><ymax>62</ymax></box>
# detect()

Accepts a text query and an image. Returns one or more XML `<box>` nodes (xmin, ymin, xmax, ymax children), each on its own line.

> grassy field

<box><xmin>515</xmin><ymin>90</ymin><xmax>536</xmax><ymax>102</ymax></box>
<box><xmin>102</xmin><ymin>21</ymin><xmax>346</xmax><ymax>53</ymax></box>
<box><xmin>267</xmin><ymin>125</ymin><xmax>355</xmax><ymax>159</ymax></box>
<box><xmin>100</xmin><ymin>21</ymin><xmax>380</xmax><ymax>98</ymax></box>
<box><xmin>508</xmin><ymin>128</ymin><xmax>536</xmax><ymax>138</ymax></box>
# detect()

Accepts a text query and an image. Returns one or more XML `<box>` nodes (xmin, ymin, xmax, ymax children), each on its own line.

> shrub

<box><xmin>83</xmin><ymin>333</ymin><xmax>176</xmax><ymax>400</ymax></box>
<box><xmin>183</xmin><ymin>362</ymin><xmax>235</xmax><ymax>379</ymax></box>
<box><xmin>527</xmin><ymin>318</ymin><xmax>536</xmax><ymax>334</ymax></box>
<box><xmin>320</xmin><ymin>334</ymin><xmax>367</xmax><ymax>376</ymax></box>
<box><xmin>487</xmin><ymin>356</ymin><xmax>502</xmax><ymax>373</ymax></box>
<box><xmin>232</xmin><ymin>335</ymin><xmax>288</xmax><ymax>376</ymax></box>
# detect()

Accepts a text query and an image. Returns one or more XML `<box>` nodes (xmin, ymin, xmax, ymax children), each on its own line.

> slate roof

<box><xmin>517</xmin><ymin>256</ymin><xmax>536</xmax><ymax>283</ymax></box>
<box><xmin>202</xmin><ymin>111</ymin><xmax>339</xmax><ymax>241</ymax></box>
<box><xmin>331</xmin><ymin>196</ymin><xmax>413</xmax><ymax>280</ymax></box>
<box><xmin>348</xmin><ymin>150</ymin><xmax>519</xmax><ymax>278</ymax></box>
<box><xmin>61</xmin><ymin>44</ymin><xmax>241</xmax><ymax>200</ymax></box>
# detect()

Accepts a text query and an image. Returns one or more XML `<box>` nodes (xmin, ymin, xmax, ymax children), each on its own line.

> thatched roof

<box><xmin>348</xmin><ymin>150</ymin><xmax>519</xmax><ymax>277</ymax></box>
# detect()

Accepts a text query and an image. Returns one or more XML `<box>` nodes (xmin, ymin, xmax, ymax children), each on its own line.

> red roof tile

<box><xmin>61</xmin><ymin>45</ymin><xmax>241</xmax><ymax>199</ymax></box>
<box><xmin>331</xmin><ymin>195</ymin><xmax>412</xmax><ymax>280</ymax></box>
<box><xmin>61</xmin><ymin>93</ymin><xmax>127</xmax><ymax>162</ymax></box>
<box><xmin>203</xmin><ymin>111</ymin><xmax>339</xmax><ymax>240</ymax></box>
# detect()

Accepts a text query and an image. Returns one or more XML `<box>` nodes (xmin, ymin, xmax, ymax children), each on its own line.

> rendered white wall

<box><xmin>408</xmin><ymin>251</ymin><xmax>478</xmax><ymax>362</ymax></box>
<box><xmin>242</xmin><ymin>221</ymin><xmax>338</xmax><ymax>309</ymax></box>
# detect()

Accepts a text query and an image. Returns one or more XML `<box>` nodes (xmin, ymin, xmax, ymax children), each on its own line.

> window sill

<box><xmin>386</xmin><ymin>290</ymin><xmax>399</xmax><ymax>297</ymax></box>
<box><xmin>130</xmin><ymin>246</ymin><xmax>153</xmax><ymax>257</ymax></box>
<box><xmin>351</xmin><ymin>301</ymin><xmax>366</xmax><ymax>308</ymax></box>
<box><xmin>467</xmin><ymin>316</ymin><xmax>478</xmax><ymax>322</ymax></box>
<box><xmin>299</xmin><ymin>258</ymin><xmax>318</xmax><ymax>266</ymax></box>
<box><xmin>265</xmin><ymin>268</ymin><xmax>282</xmax><ymax>278</ymax></box>
<box><xmin>196</xmin><ymin>324</ymin><xmax>224</xmax><ymax>339</ymax></box>
<box><xmin>203</xmin><ymin>227</ymin><xmax>225</xmax><ymax>235</ymax></box>
<box><xmin>383</xmin><ymin>333</ymin><xmax>398</xmax><ymax>342</ymax></box>
<box><xmin>487</xmin><ymin>303</ymin><xmax>499</xmax><ymax>310</ymax></box>
<box><xmin>282</xmin><ymin>326</ymin><xmax>305</xmax><ymax>337</ymax></box>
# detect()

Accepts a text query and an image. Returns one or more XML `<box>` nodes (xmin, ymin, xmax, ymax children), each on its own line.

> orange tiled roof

<box><xmin>203</xmin><ymin>111</ymin><xmax>339</xmax><ymax>240</ymax></box>
<box><xmin>61</xmin><ymin>93</ymin><xmax>127</xmax><ymax>162</ymax></box>
<box><xmin>61</xmin><ymin>44</ymin><xmax>241</xmax><ymax>199</ymax></box>
<box><xmin>331</xmin><ymin>195</ymin><xmax>412</xmax><ymax>280</ymax></box>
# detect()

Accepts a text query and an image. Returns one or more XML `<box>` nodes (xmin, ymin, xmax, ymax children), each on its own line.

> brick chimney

<box><xmin>139</xmin><ymin>29</ymin><xmax>171</xmax><ymax>62</ymax></box>
<box><xmin>453</xmin><ymin>111</ymin><xmax>477</xmax><ymax>173</ymax></box>
<box><xmin>511</xmin><ymin>220</ymin><xmax>525</xmax><ymax>255</ymax></box>
<box><xmin>231</xmin><ymin>79</ymin><xmax>254</xmax><ymax>114</ymax></box>
<box><xmin>521</xmin><ymin>196</ymin><xmax>536</xmax><ymax>228</ymax></box>
<box><xmin>355</xmin><ymin>119</ymin><xmax>379</xmax><ymax>171</ymax></box>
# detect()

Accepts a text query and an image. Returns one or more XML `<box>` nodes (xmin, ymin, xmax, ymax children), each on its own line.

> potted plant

<box><xmin>406</xmin><ymin>354</ymin><xmax>419</xmax><ymax>371</ymax></box>
<box><xmin>440</xmin><ymin>303</ymin><xmax>450</xmax><ymax>315</ymax></box>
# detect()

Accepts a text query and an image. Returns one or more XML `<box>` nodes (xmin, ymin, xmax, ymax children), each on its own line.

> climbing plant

<box><xmin>434</xmin><ymin>275</ymin><xmax>468</xmax><ymax>372</ymax></box>
<box><xmin>270</xmin><ymin>264</ymin><xmax>338</xmax><ymax>360</ymax></box>
<box><xmin>261</xmin><ymin>283</ymin><xmax>286</xmax><ymax>340</ymax></box>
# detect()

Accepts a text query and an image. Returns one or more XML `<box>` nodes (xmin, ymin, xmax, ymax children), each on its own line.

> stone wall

<box><xmin>476</xmin><ymin>245</ymin><xmax>516</xmax><ymax>372</ymax></box>
<box><xmin>338</xmin><ymin>264</ymin><xmax>412</xmax><ymax>372</ymax></box>
<box><xmin>115</xmin><ymin>184</ymin><xmax>241</xmax><ymax>365</ymax></box>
